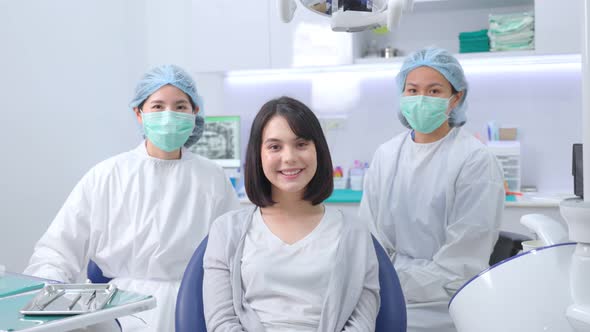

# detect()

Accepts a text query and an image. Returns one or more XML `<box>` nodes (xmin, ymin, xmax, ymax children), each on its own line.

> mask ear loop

<box><xmin>447</xmin><ymin>92</ymin><xmax>464</xmax><ymax>126</ymax></box>
<box><xmin>446</xmin><ymin>95</ymin><xmax>456</xmax><ymax>116</ymax></box>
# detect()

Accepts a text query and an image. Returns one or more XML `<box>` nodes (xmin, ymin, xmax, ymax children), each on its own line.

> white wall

<box><xmin>0</xmin><ymin>0</ymin><xmax>151</xmax><ymax>272</ymax></box>
<box><xmin>0</xmin><ymin>0</ymin><xmax>235</xmax><ymax>273</ymax></box>
<box><xmin>224</xmin><ymin>62</ymin><xmax>582</xmax><ymax>194</ymax></box>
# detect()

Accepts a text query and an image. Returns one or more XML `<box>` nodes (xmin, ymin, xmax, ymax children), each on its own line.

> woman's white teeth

<box><xmin>281</xmin><ymin>169</ymin><xmax>301</xmax><ymax>176</ymax></box>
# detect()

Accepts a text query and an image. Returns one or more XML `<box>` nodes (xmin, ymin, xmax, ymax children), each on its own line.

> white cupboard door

<box><xmin>191</xmin><ymin>0</ymin><xmax>271</xmax><ymax>72</ymax></box>
<box><xmin>535</xmin><ymin>0</ymin><xmax>582</xmax><ymax>54</ymax></box>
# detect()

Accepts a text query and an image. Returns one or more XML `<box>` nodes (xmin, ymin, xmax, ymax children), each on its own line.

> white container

<box><xmin>487</xmin><ymin>141</ymin><xmax>521</xmax><ymax>192</ymax></box>
<box><xmin>349</xmin><ymin>175</ymin><xmax>364</xmax><ymax>191</ymax></box>
<box><xmin>333</xmin><ymin>177</ymin><xmax>348</xmax><ymax>189</ymax></box>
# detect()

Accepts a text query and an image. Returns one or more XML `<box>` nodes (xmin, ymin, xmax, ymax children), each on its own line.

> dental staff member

<box><xmin>359</xmin><ymin>48</ymin><xmax>504</xmax><ymax>332</ymax></box>
<box><xmin>25</xmin><ymin>64</ymin><xmax>240</xmax><ymax>332</ymax></box>
<box><xmin>203</xmin><ymin>97</ymin><xmax>380</xmax><ymax>331</ymax></box>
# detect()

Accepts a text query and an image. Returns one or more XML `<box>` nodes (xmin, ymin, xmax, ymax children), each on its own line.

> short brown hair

<box><xmin>245</xmin><ymin>96</ymin><xmax>333</xmax><ymax>207</ymax></box>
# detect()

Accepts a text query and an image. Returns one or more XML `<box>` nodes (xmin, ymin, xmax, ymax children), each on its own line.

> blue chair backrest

<box><xmin>175</xmin><ymin>235</ymin><xmax>407</xmax><ymax>332</ymax></box>
<box><xmin>372</xmin><ymin>236</ymin><xmax>407</xmax><ymax>331</ymax></box>
<box><xmin>176</xmin><ymin>235</ymin><xmax>209</xmax><ymax>332</ymax></box>
<box><xmin>87</xmin><ymin>260</ymin><xmax>112</xmax><ymax>284</ymax></box>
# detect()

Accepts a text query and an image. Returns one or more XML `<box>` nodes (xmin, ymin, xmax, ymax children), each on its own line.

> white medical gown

<box><xmin>359</xmin><ymin>128</ymin><xmax>504</xmax><ymax>332</ymax></box>
<box><xmin>24</xmin><ymin>142</ymin><xmax>240</xmax><ymax>332</ymax></box>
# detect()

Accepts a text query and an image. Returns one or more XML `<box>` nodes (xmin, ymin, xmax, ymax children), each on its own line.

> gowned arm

<box><xmin>24</xmin><ymin>178</ymin><xmax>92</xmax><ymax>282</ymax></box>
<box><xmin>397</xmin><ymin>168</ymin><xmax>504</xmax><ymax>303</ymax></box>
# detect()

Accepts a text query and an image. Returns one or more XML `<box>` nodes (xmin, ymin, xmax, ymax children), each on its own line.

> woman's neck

<box><xmin>413</xmin><ymin>121</ymin><xmax>452</xmax><ymax>144</ymax></box>
<box><xmin>262</xmin><ymin>191</ymin><xmax>323</xmax><ymax>217</ymax></box>
<box><xmin>145</xmin><ymin>140</ymin><xmax>181</xmax><ymax>160</ymax></box>
<box><xmin>260</xmin><ymin>193</ymin><xmax>325</xmax><ymax>245</ymax></box>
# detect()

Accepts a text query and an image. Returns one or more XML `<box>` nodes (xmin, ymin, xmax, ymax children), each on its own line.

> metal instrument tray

<box><xmin>20</xmin><ymin>283</ymin><xmax>118</xmax><ymax>316</ymax></box>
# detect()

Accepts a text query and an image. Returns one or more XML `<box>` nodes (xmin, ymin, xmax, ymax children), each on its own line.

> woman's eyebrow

<box><xmin>263</xmin><ymin>138</ymin><xmax>281</xmax><ymax>144</ymax></box>
<box><xmin>149</xmin><ymin>100</ymin><xmax>189</xmax><ymax>104</ymax></box>
<box><xmin>405</xmin><ymin>82</ymin><xmax>445</xmax><ymax>88</ymax></box>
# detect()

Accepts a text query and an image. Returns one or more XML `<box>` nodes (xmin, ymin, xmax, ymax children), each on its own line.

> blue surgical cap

<box><xmin>130</xmin><ymin>64</ymin><xmax>205</xmax><ymax>147</ymax></box>
<box><xmin>395</xmin><ymin>48</ymin><xmax>468</xmax><ymax>128</ymax></box>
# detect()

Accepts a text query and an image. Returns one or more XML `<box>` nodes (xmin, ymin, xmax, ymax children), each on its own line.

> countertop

<box><xmin>505</xmin><ymin>193</ymin><xmax>576</xmax><ymax>208</ymax></box>
<box><xmin>238</xmin><ymin>189</ymin><xmax>362</xmax><ymax>204</ymax></box>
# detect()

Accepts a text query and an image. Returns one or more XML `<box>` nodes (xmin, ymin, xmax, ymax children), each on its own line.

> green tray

<box><xmin>0</xmin><ymin>273</ymin><xmax>46</xmax><ymax>299</ymax></box>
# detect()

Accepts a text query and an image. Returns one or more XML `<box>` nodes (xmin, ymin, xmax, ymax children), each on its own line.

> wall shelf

<box><xmin>226</xmin><ymin>52</ymin><xmax>580</xmax><ymax>79</ymax></box>
<box><xmin>354</xmin><ymin>50</ymin><xmax>583</xmax><ymax>66</ymax></box>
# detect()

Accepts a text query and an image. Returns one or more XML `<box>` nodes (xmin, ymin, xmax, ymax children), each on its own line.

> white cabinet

<box><xmin>268</xmin><ymin>0</ymin><xmax>354</xmax><ymax>68</ymax></box>
<box><xmin>190</xmin><ymin>0</ymin><xmax>271</xmax><ymax>72</ymax></box>
<box><xmin>534</xmin><ymin>0</ymin><xmax>582</xmax><ymax>54</ymax></box>
<box><xmin>351</xmin><ymin>0</ymin><xmax>584</xmax><ymax>62</ymax></box>
<box><xmin>143</xmin><ymin>0</ymin><xmax>195</xmax><ymax>70</ymax></box>
<box><xmin>352</xmin><ymin>0</ymin><xmax>536</xmax><ymax>61</ymax></box>
<box><xmin>180</xmin><ymin>0</ymin><xmax>581</xmax><ymax>72</ymax></box>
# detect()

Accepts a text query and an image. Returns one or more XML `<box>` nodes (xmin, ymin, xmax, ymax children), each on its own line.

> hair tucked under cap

<box><xmin>396</xmin><ymin>48</ymin><xmax>468</xmax><ymax>128</ymax></box>
<box><xmin>130</xmin><ymin>64</ymin><xmax>205</xmax><ymax>147</ymax></box>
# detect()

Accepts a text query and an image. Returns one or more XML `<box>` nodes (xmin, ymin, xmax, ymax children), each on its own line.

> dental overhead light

<box><xmin>278</xmin><ymin>0</ymin><xmax>411</xmax><ymax>32</ymax></box>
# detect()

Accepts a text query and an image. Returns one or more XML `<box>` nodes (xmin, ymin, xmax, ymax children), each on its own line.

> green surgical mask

<box><xmin>400</xmin><ymin>95</ymin><xmax>451</xmax><ymax>134</ymax></box>
<box><xmin>142</xmin><ymin>110</ymin><xmax>196</xmax><ymax>152</ymax></box>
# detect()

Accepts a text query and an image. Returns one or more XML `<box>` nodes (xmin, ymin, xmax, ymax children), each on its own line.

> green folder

<box><xmin>0</xmin><ymin>273</ymin><xmax>46</xmax><ymax>298</ymax></box>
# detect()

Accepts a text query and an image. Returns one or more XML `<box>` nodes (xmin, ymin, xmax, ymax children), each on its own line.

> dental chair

<box><xmin>87</xmin><ymin>260</ymin><xmax>112</xmax><ymax>284</ymax></box>
<box><xmin>175</xmin><ymin>235</ymin><xmax>407</xmax><ymax>332</ymax></box>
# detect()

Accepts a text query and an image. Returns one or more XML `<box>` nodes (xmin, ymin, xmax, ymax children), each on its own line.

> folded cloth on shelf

<box><xmin>459</xmin><ymin>29</ymin><xmax>489</xmax><ymax>41</ymax></box>
<box><xmin>490</xmin><ymin>29</ymin><xmax>534</xmax><ymax>43</ymax></box>
<box><xmin>490</xmin><ymin>40</ymin><xmax>534</xmax><ymax>51</ymax></box>
<box><xmin>488</xmin><ymin>12</ymin><xmax>534</xmax><ymax>51</ymax></box>
<box><xmin>460</xmin><ymin>44</ymin><xmax>490</xmax><ymax>53</ymax></box>
<box><xmin>489</xmin><ymin>12</ymin><xmax>534</xmax><ymax>35</ymax></box>
<box><xmin>459</xmin><ymin>29</ymin><xmax>490</xmax><ymax>53</ymax></box>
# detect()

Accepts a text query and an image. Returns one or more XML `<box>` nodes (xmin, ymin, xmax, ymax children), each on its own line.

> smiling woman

<box><xmin>245</xmin><ymin>97</ymin><xmax>333</xmax><ymax>207</ymax></box>
<box><xmin>202</xmin><ymin>96</ymin><xmax>381</xmax><ymax>332</ymax></box>
<box><xmin>261</xmin><ymin>116</ymin><xmax>319</xmax><ymax>198</ymax></box>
